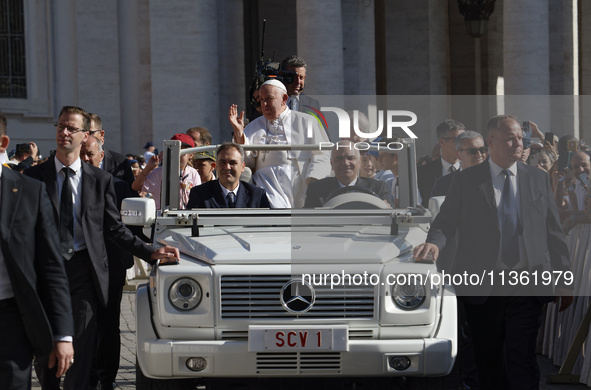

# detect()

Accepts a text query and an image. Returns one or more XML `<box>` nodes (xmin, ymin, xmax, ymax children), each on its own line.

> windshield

<box><xmin>159</xmin><ymin>139</ymin><xmax>418</xmax><ymax>212</ymax></box>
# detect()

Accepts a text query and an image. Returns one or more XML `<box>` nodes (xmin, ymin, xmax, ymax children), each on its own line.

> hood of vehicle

<box><xmin>157</xmin><ymin>225</ymin><xmax>415</xmax><ymax>265</ymax></box>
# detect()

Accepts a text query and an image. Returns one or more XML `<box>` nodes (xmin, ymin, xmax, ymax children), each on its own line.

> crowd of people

<box><xmin>0</xmin><ymin>53</ymin><xmax>588</xmax><ymax>390</ymax></box>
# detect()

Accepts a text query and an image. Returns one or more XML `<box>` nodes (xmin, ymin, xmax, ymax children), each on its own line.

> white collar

<box><xmin>489</xmin><ymin>158</ymin><xmax>518</xmax><ymax>178</ymax></box>
<box><xmin>338</xmin><ymin>177</ymin><xmax>358</xmax><ymax>187</ymax></box>
<box><xmin>54</xmin><ymin>156</ymin><xmax>82</xmax><ymax>175</ymax></box>
<box><xmin>219</xmin><ymin>180</ymin><xmax>240</xmax><ymax>197</ymax></box>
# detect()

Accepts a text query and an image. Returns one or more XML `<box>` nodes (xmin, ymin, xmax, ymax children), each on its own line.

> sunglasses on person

<box><xmin>458</xmin><ymin>146</ymin><xmax>488</xmax><ymax>155</ymax></box>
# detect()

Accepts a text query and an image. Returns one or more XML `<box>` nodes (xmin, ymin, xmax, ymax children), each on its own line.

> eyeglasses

<box><xmin>458</xmin><ymin>147</ymin><xmax>488</xmax><ymax>155</ymax></box>
<box><xmin>54</xmin><ymin>124</ymin><xmax>87</xmax><ymax>134</ymax></box>
<box><xmin>89</xmin><ymin>130</ymin><xmax>103</xmax><ymax>135</ymax></box>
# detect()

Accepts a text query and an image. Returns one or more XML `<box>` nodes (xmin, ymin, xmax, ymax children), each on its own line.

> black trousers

<box><xmin>462</xmin><ymin>296</ymin><xmax>543</xmax><ymax>390</ymax></box>
<box><xmin>0</xmin><ymin>298</ymin><xmax>33</xmax><ymax>390</ymax></box>
<box><xmin>91</xmin><ymin>265</ymin><xmax>125</xmax><ymax>387</ymax></box>
<box><xmin>39</xmin><ymin>250</ymin><xmax>98</xmax><ymax>390</ymax></box>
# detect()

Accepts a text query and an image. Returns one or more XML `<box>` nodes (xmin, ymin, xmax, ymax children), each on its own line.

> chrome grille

<box><xmin>256</xmin><ymin>352</ymin><xmax>341</xmax><ymax>374</ymax></box>
<box><xmin>220</xmin><ymin>275</ymin><xmax>375</xmax><ymax>319</ymax></box>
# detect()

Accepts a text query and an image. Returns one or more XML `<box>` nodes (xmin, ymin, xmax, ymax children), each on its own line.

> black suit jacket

<box><xmin>417</xmin><ymin>158</ymin><xmax>443</xmax><ymax>207</ymax></box>
<box><xmin>25</xmin><ymin>159</ymin><xmax>155</xmax><ymax>306</ymax></box>
<box><xmin>430</xmin><ymin>171</ymin><xmax>455</xmax><ymax>198</ymax></box>
<box><xmin>187</xmin><ymin>180</ymin><xmax>270</xmax><ymax>209</ymax></box>
<box><xmin>304</xmin><ymin>176</ymin><xmax>390</xmax><ymax>208</ymax></box>
<box><xmin>1</xmin><ymin>167</ymin><xmax>73</xmax><ymax>356</ymax></box>
<box><xmin>105</xmin><ymin>177</ymin><xmax>135</xmax><ymax>287</ymax></box>
<box><xmin>426</xmin><ymin>160</ymin><xmax>571</xmax><ymax>300</ymax></box>
<box><xmin>297</xmin><ymin>94</ymin><xmax>320</xmax><ymax>111</ymax></box>
<box><xmin>103</xmin><ymin>149</ymin><xmax>135</xmax><ymax>189</ymax></box>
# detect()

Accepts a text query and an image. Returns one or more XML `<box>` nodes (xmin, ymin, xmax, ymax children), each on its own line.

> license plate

<box><xmin>263</xmin><ymin>329</ymin><xmax>332</xmax><ymax>351</ymax></box>
<box><xmin>248</xmin><ymin>325</ymin><xmax>348</xmax><ymax>352</ymax></box>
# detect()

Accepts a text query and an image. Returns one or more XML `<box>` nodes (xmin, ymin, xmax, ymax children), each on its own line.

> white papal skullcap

<box><xmin>261</xmin><ymin>79</ymin><xmax>288</xmax><ymax>94</ymax></box>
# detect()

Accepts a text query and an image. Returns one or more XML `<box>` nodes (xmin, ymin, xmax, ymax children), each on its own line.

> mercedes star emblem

<box><xmin>280</xmin><ymin>279</ymin><xmax>316</xmax><ymax>313</ymax></box>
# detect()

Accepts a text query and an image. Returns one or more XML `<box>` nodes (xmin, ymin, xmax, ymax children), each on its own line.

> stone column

<box><xmin>503</xmin><ymin>0</ymin><xmax>550</xmax><ymax>129</ymax></box>
<box><xmin>76</xmin><ymin>0</ymin><xmax>122</xmax><ymax>150</ymax></box>
<box><xmin>53</xmin><ymin>0</ymin><xmax>79</xmax><ymax>109</ymax></box>
<box><xmin>548</xmin><ymin>0</ymin><xmax>579</xmax><ymax>139</ymax></box>
<box><xmin>296</xmin><ymin>0</ymin><xmax>344</xmax><ymax>95</ymax></box>
<box><xmin>341</xmin><ymin>0</ymin><xmax>375</xmax><ymax>95</ymax></box>
<box><xmin>580</xmin><ymin>0</ymin><xmax>591</xmax><ymax>142</ymax></box>
<box><xmin>217</xmin><ymin>0</ymin><xmax>245</xmax><ymax>142</ymax></box>
<box><xmin>149</xmin><ymin>0</ymin><xmax>220</xmax><ymax>147</ymax></box>
<box><xmin>118</xmin><ymin>0</ymin><xmax>142</xmax><ymax>154</ymax></box>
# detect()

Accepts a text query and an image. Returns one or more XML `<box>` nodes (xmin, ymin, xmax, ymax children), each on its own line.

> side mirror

<box><xmin>121</xmin><ymin>198</ymin><xmax>156</xmax><ymax>226</ymax></box>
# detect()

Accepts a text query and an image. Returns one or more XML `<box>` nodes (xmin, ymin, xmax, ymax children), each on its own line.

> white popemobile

<box><xmin>122</xmin><ymin>139</ymin><xmax>457</xmax><ymax>390</ymax></box>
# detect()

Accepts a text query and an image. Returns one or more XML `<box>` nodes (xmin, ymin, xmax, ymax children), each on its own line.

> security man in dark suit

<box><xmin>430</xmin><ymin>130</ymin><xmax>487</xmax><ymax>198</ymax></box>
<box><xmin>187</xmin><ymin>143</ymin><xmax>270</xmax><ymax>209</ymax></box>
<box><xmin>0</xmin><ymin>113</ymin><xmax>74</xmax><ymax>390</ymax></box>
<box><xmin>88</xmin><ymin>113</ymin><xmax>135</xmax><ymax>190</ymax></box>
<box><xmin>417</xmin><ymin>119</ymin><xmax>465</xmax><ymax>207</ymax></box>
<box><xmin>414</xmin><ymin>115</ymin><xmax>573</xmax><ymax>389</ymax></box>
<box><xmin>429</xmin><ymin>130</ymin><xmax>486</xmax><ymax>390</ymax></box>
<box><xmin>304</xmin><ymin>140</ymin><xmax>389</xmax><ymax>208</ymax></box>
<box><xmin>81</xmin><ymin>135</ymin><xmax>135</xmax><ymax>389</ymax></box>
<box><xmin>25</xmin><ymin>106</ymin><xmax>180</xmax><ymax>390</ymax></box>
<box><xmin>280</xmin><ymin>55</ymin><xmax>320</xmax><ymax>113</ymax></box>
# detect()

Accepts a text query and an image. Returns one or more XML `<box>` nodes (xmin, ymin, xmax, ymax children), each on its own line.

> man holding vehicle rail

<box><xmin>413</xmin><ymin>115</ymin><xmax>572</xmax><ymax>390</ymax></box>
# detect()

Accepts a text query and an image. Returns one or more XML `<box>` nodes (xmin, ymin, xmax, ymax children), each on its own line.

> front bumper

<box><xmin>136</xmin><ymin>286</ymin><xmax>456</xmax><ymax>379</ymax></box>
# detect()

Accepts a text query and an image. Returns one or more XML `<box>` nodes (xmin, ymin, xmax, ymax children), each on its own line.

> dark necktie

<box><xmin>288</xmin><ymin>97</ymin><xmax>297</xmax><ymax>111</ymax></box>
<box><xmin>448</xmin><ymin>165</ymin><xmax>456</xmax><ymax>174</ymax></box>
<box><xmin>500</xmin><ymin>169</ymin><xmax>519</xmax><ymax>267</ymax></box>
<box><xmin>226</xmin><ymin>192</ymin><xmax>235</xmax><ymax>208</ymax></box>
<box><xmin>60</xmin><ymin>167</ymin><xmax>74</xmax><ymax>260</ymax></box>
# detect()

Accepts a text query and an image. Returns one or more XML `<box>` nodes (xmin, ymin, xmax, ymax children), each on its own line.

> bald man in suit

<box><xmin>414</xmin><ymin>115</ymin><xmax>572</xmax><ymax>389</ymax></box>
<box><xmin>305</xmin><ymin>141</ymin><xmax>389</xmax><ymax>208</ymax></box>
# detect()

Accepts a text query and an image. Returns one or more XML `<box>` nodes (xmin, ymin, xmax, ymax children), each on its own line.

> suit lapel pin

<box><xmin>12</xmin><ymin>188</ymin><xmax>18</xmax><ymax>193</ymax></box>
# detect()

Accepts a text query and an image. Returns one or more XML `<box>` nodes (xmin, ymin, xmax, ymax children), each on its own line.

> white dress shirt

<box><xmin>54</xmin><ymin>157</ymin><xmax>86</xmax><ymax>251</ymax></box>
<box><xmin>489</xmin><ymin>159</ymin><xmax>527</xmax><ymax>269</ymax></box>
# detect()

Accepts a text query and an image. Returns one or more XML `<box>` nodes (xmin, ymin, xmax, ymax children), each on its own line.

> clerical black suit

<box><xmin>0</xmin><ymin>166</ymin><xmax>73</xmax><ymax>389</ymax></box>
<box><xmin>25</xmin><ymin>158</ymin><xmax>156</xmax><ymax>390</ymax></box>
<box><xmin>304</xmin><ymin>176</ymin><xmax>389</xmax><ymax>208</ymax></box>
<box><xmin>430</xmin><ymin>171</ymin><xmax>455</xmax><ymax>198</ymax></box>
<box><xmin>103</xmin><ymin>149</ymin><xmax>135</xmax><ymax>190</ymax></box>
<box><xmin>417</xmin><ymin>157</ymin><xmax>443</xmax><ymax>207</ymax></box>
<box><xmin>426</xmin><ymin>160</ymin><xmax>571</xmax><ymax>389</ymax></box>
<box><xmin>187</xmin><ymin>180</ymin><xmax>270</xmax><ymax>209</ymax></box>
<box><xmin>93</xmin><ymin>177</ymin><xmax>135</xmax><ymax>388</ymax></box>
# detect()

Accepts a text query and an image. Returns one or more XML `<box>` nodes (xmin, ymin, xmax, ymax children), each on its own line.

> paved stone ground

<box><xmin>32</xmin><ymin>286</ymin><xmax>590</xmax><ymax>389</ymax></box>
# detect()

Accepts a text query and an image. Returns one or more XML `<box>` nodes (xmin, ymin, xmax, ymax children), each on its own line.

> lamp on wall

<box><xmin>457</xmin><ymin>0</ymin><xmax>496</xmax><ymax>38</ymax></box>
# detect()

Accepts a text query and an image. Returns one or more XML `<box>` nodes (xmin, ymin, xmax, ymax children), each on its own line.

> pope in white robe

<box><xmin>234</xmin><ymin>80</ymin><xmax>330</xmax><ymax>208</ymax></box>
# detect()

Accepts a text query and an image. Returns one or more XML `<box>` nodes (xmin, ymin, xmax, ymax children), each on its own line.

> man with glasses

<box><xmin>80</xmin><ymin>135</ymin><xmax>135</xmax><ymax>390</ymax></box>
<box><xmin>88</xmin><ymin>113</ymin><xmax>135</xmax><ymax>190</ymax></box>
<box><xmin>431</xmin><ymin>131</ymin><xmax>487</xmax><ymax>197</ymax></box>
<box><xmin>429</xmin><ymin>129</ymin><xmax>486</xmax><ymax>390</ymax></box>
<box><xmin>417</xmin><ymin>119</ymin><xmax>465</xmax><ymax>207</ymax></box>
<box><xmin>0</xmin><ymin>113</ymin><xmax>73</xmax><ymax>390</ymax></box>
<box><xmin>25</xmin><ymin>106</ymin><xmax>180</xmax><ymax>390</ymax></box>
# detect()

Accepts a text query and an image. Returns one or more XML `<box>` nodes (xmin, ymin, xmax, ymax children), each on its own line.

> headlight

<box><xmin>169</xmin><ymin>278</ymin><xmax>202</xmax><ymax>311</ymax></box>
<box><xmin>391</xmin><ymin>278</ymin><xmax>425</xmax><ymax>310</ymax></box>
